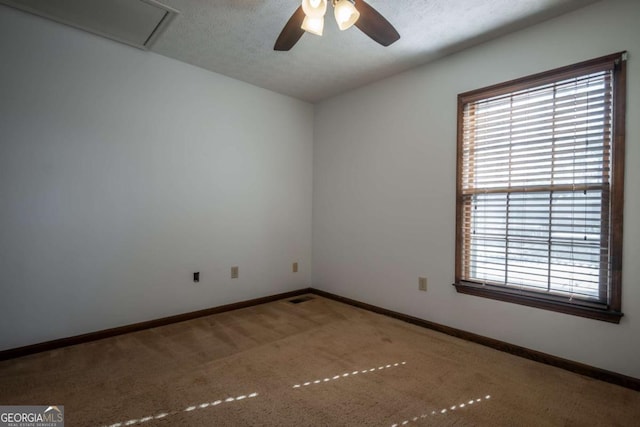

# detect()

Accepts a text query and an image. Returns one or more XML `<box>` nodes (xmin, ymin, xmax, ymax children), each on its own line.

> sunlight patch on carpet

<box><xmin>102</xmin><ymin>392</ymin><xmax>259</xmax><ymax>427</ymax></box>
<box><xmin>390</xmin><ymin>394</ymin><xmax>492</xmax><ymax>426</ymax></box>
<box><xmin>292</xmin><ymin>361</ymin><xmax>407</xmax><ymax>389</ymax></box>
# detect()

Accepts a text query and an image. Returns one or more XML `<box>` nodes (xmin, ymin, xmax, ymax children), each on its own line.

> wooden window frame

<box><xmin>454</xmin><ymin>52</ymin><xmax>627</xmax><ymax>323</ymax></box>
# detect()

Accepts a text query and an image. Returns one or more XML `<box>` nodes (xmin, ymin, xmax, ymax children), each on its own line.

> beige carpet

<box><xmin>1</xmin><ymin>294</ymin><xmax>638</xmax><ymax>426</ymax></box>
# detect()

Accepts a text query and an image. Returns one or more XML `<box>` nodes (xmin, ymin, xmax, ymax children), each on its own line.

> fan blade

<box><xmin>274</xmin><ymin>6</ymin><xmax>306</xmax><ymax>51</ymax></box>
<box><xmin>353</xmin><ymin>0</ymin><xmax>400</xmax><ymax>47</ymax></box>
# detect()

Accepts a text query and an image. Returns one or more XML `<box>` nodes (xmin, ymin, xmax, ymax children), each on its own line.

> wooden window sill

<box><xmin>453</xmin><ymin>281</ymin><xmax>623</xmax><ymax>324</ymax></box>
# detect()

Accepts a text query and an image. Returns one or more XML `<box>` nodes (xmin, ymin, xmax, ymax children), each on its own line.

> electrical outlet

<box><xmin>193</xmin><ymin>272</ymin><xmax>200</xmax><ymax>283</ymax></box>
<box><xmin>292</xmin><ymin>262</ymin><xmax>298</xmax><ymax>273</ymax></box>
<box><xmin>419</xmin><ymin>277</ymin><xmax>427</xmax><ymax>292</ymax></box>
<box><xmin>231</xmin><ymin>266</ymin><xmax>239</xmax><ymax>279</ymax></box>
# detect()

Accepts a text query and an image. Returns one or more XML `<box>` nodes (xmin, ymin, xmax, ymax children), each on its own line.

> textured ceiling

<box><xmin>150</xmin><ymin>0</ymin><xmax>599</xmax><ymax>102</ymax></box>
<box><xmin>10</xmin><ymin>0</ymin><xmax>601</xmax><ymax>103</ymax></box>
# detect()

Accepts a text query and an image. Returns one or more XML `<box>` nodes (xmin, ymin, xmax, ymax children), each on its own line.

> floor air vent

<box><xmin>288</xmin><ymin>296</ymin><xmax>315</xmax><ymax>304</ymax></box>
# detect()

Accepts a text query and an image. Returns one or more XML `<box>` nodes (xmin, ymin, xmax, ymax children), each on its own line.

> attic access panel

<box><xmin>0</xmin><ymin>0</ymin><xmax>179</xmax><ymax>49</ymax></box>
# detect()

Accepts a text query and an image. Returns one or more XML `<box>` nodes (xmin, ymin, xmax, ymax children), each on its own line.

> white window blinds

<box><xmin>459</xmin><ymin>68</ymin><xmax>614</xmax><ymax>302</ymax></box>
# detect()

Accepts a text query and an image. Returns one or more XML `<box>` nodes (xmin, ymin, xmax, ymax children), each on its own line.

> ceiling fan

<box><xmin>274</xmin><ymin>0</ymin><xmax>400</xmax><ymax>51</ymax></box>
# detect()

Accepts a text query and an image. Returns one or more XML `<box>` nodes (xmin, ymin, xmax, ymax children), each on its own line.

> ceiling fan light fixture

<box><xmin>301</xmin><ymin>0</ymin><xmax>327</xmax><ymax>18</ymax></box>
<box><xmin>275</xmin><ymin>0</ymin><xmax>400</xmax><ymax>51</ymax></box>
<box><xmin>333</xmin><ymin>0</ymin><xmax>360</xmax><ymax>31</ymax></box>
<box><xmin>301</xmin><ymin>15</ymin><xmax>324</xmax><ymax>36</ymax></box>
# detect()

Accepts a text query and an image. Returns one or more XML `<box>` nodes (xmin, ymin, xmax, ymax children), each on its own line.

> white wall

<box><xmin>313</xmin><ymin>0</ymin><xmax>640</xmax><ymax>378</ymax></box>
<box><xmin>0</xmin><ymin>5</ymin><xmax>313</xmax><ymax>351</ymax></box>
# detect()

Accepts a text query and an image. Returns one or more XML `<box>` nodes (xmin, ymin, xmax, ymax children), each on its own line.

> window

<box><xmin>454</xmin><ymin>52</ymin><xmax>626</xmax><ymax>323</ymax></box>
